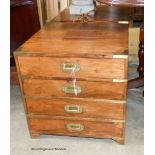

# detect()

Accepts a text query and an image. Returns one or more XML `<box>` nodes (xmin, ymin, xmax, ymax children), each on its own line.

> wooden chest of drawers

<box><xmin>14</xmin><ymin>20</ymin><xmax>128</xmax><ymax>144</ymax></box>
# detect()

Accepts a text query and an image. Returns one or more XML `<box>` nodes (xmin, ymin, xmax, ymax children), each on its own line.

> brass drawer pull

<box><xmin>66</xmin><ymin>123</ymin><xmax>84</xmax><ymax>132</ymax></box>
<box><xmin>60</xmin><ymin>62</ymin><xmax>80</xmax><ymax>73</ymax></box>
<box><xmin>64</xmin><ymin>105</ymin><xmax>83</xmax><ymax>114</ymax></box>
<box><xmin>62</xmin><ymin>84</ymin><xmax>82</xmax><ymax>94</ymax></box>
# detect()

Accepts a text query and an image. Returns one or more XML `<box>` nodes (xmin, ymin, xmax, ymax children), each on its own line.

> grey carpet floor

<box><xmin>10</xmin><ymin>86</ymin><xmax>144</xmax><ymax>155</ymax></box>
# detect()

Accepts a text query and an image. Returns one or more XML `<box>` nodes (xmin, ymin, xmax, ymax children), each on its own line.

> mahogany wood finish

<box><xmin>10</xmin><ymin>0</ymin><xmax>40</xmax><ymax>84</ymax></box>
<box><xmin>14</xmin><ymin>7</ymin><xmax>129</xmax><ymax>144</ymax></box>
<box><xmin>10</xmin><ymin>0</ymin><xmax>40</xmax><ymax>54</ymax></box>
<box><xmin>138</xmin><ymin>28</ymin><xmax>144</xmax><ymax>78</ymax></box>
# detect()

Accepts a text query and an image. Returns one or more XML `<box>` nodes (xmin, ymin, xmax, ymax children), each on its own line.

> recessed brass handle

<box><xmin>64</xmin><ymin>105</ymin><xmax>83</xmax><ymax>114</ymax></box>
<box><xmin>66</xmin><ymin>123</ymin><xmax>84</xmax><ymax>132</ymax></box>
<box><xmin>62</xmin><ymin>84</ymin><xmax>82</xmax><ymax>94</ymax></box>
<box><xmin>60</xmin><ymin>62</ymin><xmax>80</xmax><ymax>73</ymax></box>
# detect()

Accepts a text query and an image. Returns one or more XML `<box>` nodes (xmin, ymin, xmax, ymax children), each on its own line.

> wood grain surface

<box><xmin>29</xmin><ymin>117</ymin><xmax>124</xmax><ymax>138</ymax></box>
<box><xmin>16</xmin><ymin>22</ymin><xmax>128</xmax><ymax>56</ymax></box>
<box><xmin>26</xmin><ymin>98</ymin><xmax>126</xmax><ymax>120</ymax></box>
<box><xmin>23</xmin><ymin>79</ymin><xmax>127</xmax><ymax>100</ymax></box>
<box><xmin>18</xmin><ymin>56</ymin><xmax>128</xmax><ymax>79</ymax></box>
<box><xmin>14</xmin><ymin>7</ymin><xmax>129</xmax><ymax>144</ymax></box>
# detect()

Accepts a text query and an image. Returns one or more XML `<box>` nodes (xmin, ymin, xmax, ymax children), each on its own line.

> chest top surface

<box><xmin>15</xmin><ymin>21</ymin><xmax>128</xmax><ymax>58</ymax></box>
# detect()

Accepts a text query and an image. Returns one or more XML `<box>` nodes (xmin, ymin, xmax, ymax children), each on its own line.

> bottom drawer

<box><xmin>29</xmin><ymin>117</ymin><xmax>124</xmax><ymax>138</ymax></box>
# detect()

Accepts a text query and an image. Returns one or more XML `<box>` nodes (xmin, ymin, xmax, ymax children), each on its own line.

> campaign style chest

<box><xmin>14</xmin><ymin>19</ymin><xmax>128</xmax><ymax>144</ymax></box>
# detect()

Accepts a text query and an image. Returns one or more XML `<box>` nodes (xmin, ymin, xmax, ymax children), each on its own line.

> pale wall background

<box><xmin>37</xmin><ymin>0</ymin><xmax>102</xmax><ymax>26</ymax></box>
<box><xmin>37</xmin><ymin>0</ymin><xmax>71</xmax><ymax>27</ymax></box>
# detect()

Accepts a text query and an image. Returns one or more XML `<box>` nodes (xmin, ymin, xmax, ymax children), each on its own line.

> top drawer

<box><xmin>17</xmin><ymin>56</ymin><xmax>128</xmax><ymax>79</ymax></box>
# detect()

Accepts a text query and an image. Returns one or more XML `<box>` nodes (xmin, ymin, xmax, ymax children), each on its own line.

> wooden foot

<box><xmin>112</xmin><ymin>138</ymin><xmax>125</xmax><ymax>145</ymax></box>
<box><xmin>30</xmin><ymin>132</ymin><xmax>40</xmax><ymax>139</ymax></box>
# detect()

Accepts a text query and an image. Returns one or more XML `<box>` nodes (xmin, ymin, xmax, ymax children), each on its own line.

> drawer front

<box><xmin>23</xmin><ymin>79</ymin><xmax>127</xmax><ymax>100</ymax></box>
<box><xmin>18</xmin><ymin>57</ymin><xmax>128</xmax><ymax>79</ymax></box>
<box><xmin>26</xmin><ymin>98</ymin><xmax>125</xmax><ymax>120</ymax></box>
<box><xmin>29</xmin><ymin>117</ymin><xmax>124</xmax><ymax>138</ymax></box>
